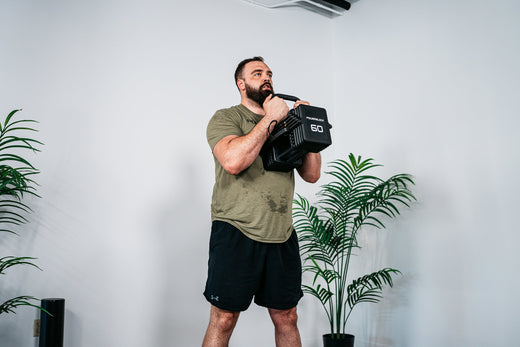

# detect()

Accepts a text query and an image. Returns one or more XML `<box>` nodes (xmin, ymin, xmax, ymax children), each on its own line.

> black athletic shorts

<box><xmin>203</xmin><ymin>220</ymin><xmax>303</xmax><ymax>312</ymax></box>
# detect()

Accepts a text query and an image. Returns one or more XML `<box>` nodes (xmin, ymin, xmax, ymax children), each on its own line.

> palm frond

<box><xmin>352</xmin><ymin>173</ymin><xmax>416</xmax><ymax>233</ymax></box>
<box><xmin>0</xmin><ymin>296</ymin><xmax>50</xmax><ymax>316</ymax></box>
<box><xmin>294</xmin><ymin>196</ymin><xmax>337</xmax><ymax>267</ymax></box>
<box><xmin>0</xmin><ymin>110</ymin><xmax>41</xmax><ymax>236</ymax></box>
<box><xmin>0</xmin><ymin>135</ymin><xmax>42</xmax><ymax>152</ymax></box>
<box><xmin>303</xmin><ymin>284</ymin><xmax>334</xmax><ymax>306</ymax></box>
<box><xmin>0</xmin><ymin>199</ymin><xmax>33</xmax><ymax>212</ymax></box>
<box><xmin>305</xmin><ymin>256</ymin><xmax>340</xmax><ymax>284</ymax></box>
<box><xmin>346</xmin><ymin>268</ymin><xmax>401</xmax><ymax>309</ymax></box>
<box><xmin>0</xmin><ymin>256</ymin><xmax>41</xmax><ymax>275</ymax></box>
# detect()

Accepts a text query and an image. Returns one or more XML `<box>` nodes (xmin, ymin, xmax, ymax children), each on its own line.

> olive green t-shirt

<box><xmin>206</xmin><ymin>104</ymin><xmax>295</xmax><ymax>243</ymax></box>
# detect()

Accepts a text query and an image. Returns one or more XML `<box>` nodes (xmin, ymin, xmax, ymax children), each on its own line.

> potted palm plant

<box><xmin>293</xmin><ymin>153</ymin><xmax>415</xmax><ymax>347</ymax></box>
<box><xmin>0</xmin><ymin>109</ymin><xmax>44</xmax><ymax>315</ymax></box>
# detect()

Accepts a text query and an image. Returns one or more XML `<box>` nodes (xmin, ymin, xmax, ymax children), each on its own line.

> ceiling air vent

<box><xmin>242</xmin><ymin>0</ymin><xmax>353</xmax><ymax>18</ymax></box>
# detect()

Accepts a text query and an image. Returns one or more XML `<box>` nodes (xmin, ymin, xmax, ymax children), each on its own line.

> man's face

<box><xmin>240</xmin><ymin>61</ymin><xmax>274</xmax><ymax>106</ymax></box>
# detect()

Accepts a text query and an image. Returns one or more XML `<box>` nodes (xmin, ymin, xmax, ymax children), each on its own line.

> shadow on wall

<box><xmin>348</xmin><ymin>201</ymin><xmax>418</xmax><ymax>346</ymax></box>
<box><xmin>150</xmin><ymin>154</ymin><xmax>211</xmax><ymax>346</ymax></box>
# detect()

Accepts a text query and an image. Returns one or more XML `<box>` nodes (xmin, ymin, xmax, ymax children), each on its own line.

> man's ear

<box><xmin>237</xmin><ymin>79</ymin><xmax>245</xmax><ymax>91</ymax></box>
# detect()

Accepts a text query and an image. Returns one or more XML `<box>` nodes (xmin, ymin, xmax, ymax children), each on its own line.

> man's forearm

<box><xmin>213</xmin><ymin>115</ymin><xmax>281</xmax><ymax>175</ymax></box>
<box><xmin>297</xmin><ymin>152</ymin><xmax>321</xmax><ymax>183</ymax></box>
<box><xmin>213</xmin><ymin>97</ymin><xmax>289</xmax><ymax>175</ymax></box>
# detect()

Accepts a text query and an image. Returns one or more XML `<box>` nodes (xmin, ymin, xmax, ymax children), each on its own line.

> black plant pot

<box><xmin>323</xmin><ymin>333</ymin><xmax>355</xmax><ymax>347</ymax></box>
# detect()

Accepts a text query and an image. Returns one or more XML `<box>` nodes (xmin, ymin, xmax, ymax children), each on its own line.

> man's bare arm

<box><xmin>297</xmin><ymin>152</ymin><xmax>321</xmax><ymax>183</ymax></box>
<box><xmin>213</xmin><ymin>96</ymin><xmax>288</xmax><ymax>175</ymax></box>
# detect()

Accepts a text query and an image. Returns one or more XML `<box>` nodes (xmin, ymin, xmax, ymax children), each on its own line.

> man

<box><xmin>203</xmin><ymin>57</ymin><xmax>321</xmax><ymax>347</ymax></box>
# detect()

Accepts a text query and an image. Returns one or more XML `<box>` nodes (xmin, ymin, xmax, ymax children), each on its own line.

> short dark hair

<box><xmin>234</xmin><ymin>56</ymin><xmax>265</xmax><ymax>86</ymax></box>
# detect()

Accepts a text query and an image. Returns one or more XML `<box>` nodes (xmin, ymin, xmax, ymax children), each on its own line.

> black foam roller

<box><xmin>39</xmin><ymin>298</ymin><xmax>65</xmax><ymax>347</ymax></box>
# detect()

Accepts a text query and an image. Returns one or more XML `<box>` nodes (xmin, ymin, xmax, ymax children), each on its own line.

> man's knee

<box><xmin>210</xmin><ymin>306</ymin><xmax>240</xmax><ymax>332</ymax></box>
<box><xmin>269</xmin><ymin>307</ymin><xmax>299</xmax><ymax>329</ymax></box>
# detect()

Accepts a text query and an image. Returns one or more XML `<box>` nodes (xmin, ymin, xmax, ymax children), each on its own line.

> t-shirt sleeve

<box><xmin>206</xmin><ymin>109</ymin><xmax>244</xmax><ymax>150</ymax></box>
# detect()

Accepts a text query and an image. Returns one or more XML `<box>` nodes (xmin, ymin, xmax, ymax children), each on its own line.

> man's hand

<box><xmin>212</xmin><ymin>96</ymin><xmax>290</xmax><ymax>176</ymax></box>
<box><xmin>293</xmin><ymin>100</ymin><xmax>310</xmax><ymax>108</ymax></box>
<box><xmin>263</xmin><ymin>94</ymin><xmax>289</xmax><ymax>123</ymax></box>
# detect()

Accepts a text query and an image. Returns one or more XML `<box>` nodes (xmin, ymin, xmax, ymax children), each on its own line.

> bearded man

<box><xmin>202</xmin><ymin>56</ymin><xmax>321</xmax><ymax>347</ymax></box>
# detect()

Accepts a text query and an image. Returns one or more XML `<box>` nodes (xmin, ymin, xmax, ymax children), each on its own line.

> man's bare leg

<box><xmin>268</xmin><ymin>307</ymin><xmax>302</xmax><ymax>347</ymax></box>
<box><xmin>202</xmin><ymin>305</ymin><xmax>240</xmax><ymax>347</ymax></box>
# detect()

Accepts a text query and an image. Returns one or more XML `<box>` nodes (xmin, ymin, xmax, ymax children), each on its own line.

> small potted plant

<box><xmin>0</xmin><ymin>109</ymin><xmax>44</xmax><ymax>315</ymax></box>
<box><xmin>293</xmin><ymin>153</ymin><xmax>415</xmax><ymax>346</ymax></box>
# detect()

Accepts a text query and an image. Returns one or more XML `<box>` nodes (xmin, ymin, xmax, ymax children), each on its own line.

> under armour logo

<box><xmin>210</xmin><ymin>295</ymin><xmax>219</xmax><ymax>302</ymax></box>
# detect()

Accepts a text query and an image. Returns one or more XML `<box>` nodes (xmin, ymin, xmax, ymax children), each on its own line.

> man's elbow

<box><xmin>224</xmin><ymin>167</ymin><xmax>242</xmax><ymax>176</ymax></box>
<box><xmin>303</xmin><ymin>171</ymin><xmax>320</xmax><ymax>183</ymax></box>
<box><xmin>222</xmin><ymin>160</ymin><xmax>244</xmax><ymax>176</ymax></box>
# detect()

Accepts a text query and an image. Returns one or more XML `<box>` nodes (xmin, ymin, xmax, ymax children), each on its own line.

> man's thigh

<box><xmin>204</xmin><ymin>221</ymin><xmax>265</xmax><ymax>311</ymax></box>
<box><xmin>254</xmin><ymin>230</ymin><xmax>303</xmax><ymax>310</ymax></box>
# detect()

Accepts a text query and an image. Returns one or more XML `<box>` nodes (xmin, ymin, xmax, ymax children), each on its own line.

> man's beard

<box><xmin>245</xmin><ymin>82</ymin><xmax>274</xmax><ymax>106</ymax></box>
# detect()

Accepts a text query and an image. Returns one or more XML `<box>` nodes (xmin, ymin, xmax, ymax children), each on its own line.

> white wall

<box><xmin>0</xmin><ymin>1</ymin><xmax>333</xmax><ymax>346</ymax></box>
<box><xmin>331</xmin><ymin>1</ymin><xmax>520</xmax><ymax>346</ymax></box>
<box><xmin>0</xmin><ymin>0</ymin><xmax>518</xmax><ymax>346</ymax></box>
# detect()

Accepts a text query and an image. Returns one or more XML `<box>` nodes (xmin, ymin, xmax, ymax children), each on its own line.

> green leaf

<box><xmin>0</xmin><ymin>256</ymin><xmax>41</xmax><ymax>274</ymax></box>
<box><xmin>346</xmin><ymin>268</ymin><xmax>401</xmax><ymax>309</ymax></box>
<box><xmin>0</xmin><ymin>296</ymin><xmax>51</xmax><ymax>316</ymax></box>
